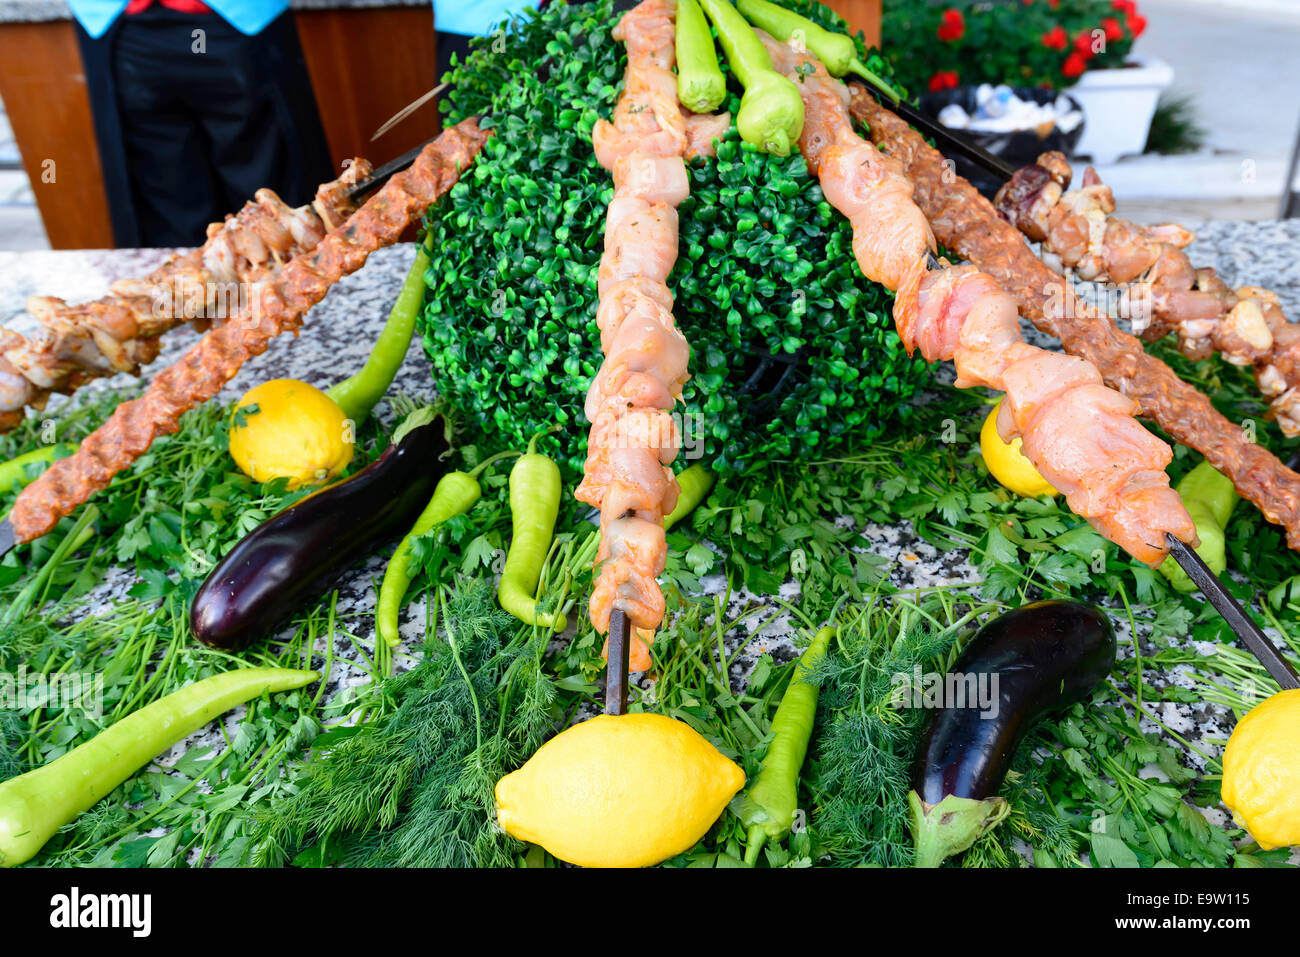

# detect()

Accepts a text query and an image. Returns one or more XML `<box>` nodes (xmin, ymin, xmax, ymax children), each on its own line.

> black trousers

<box><xmin>77</xmin><ymin>8</ymin><xmax>334</xmax><ymax>248</ymax></box>
<box><xmin>436</xmin><ymin>30</ymin><xmax>472</xmax><ymax>83</ymax></box>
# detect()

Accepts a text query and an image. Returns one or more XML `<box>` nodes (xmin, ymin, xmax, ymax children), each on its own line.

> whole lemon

<box><xmin>979</xmin><ymin>400</ymin><xmax>1057</xmax><ymax>498</ymax></box>
<box><xmin>495</xmin><ymin>713</ymin><xmax>745</xmax><ymax>868</ymax></box>
<box><xmin>228</xmin><ymin>379</ymin><xmax>353</xmax><ymax>489</ymax></box>
<box><xmin>1221</xmin><ymin>690</ymin><xmax>1300</xmax><ymax>850</ymax></box>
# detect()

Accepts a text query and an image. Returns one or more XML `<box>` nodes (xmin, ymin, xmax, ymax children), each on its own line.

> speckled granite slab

<box><xmin>3</xmin><ymin>223</ymin><xmax>1300</xmax><ymax>864</ymax></box>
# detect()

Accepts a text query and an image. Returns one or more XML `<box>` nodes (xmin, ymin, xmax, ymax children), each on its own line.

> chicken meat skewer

<box><xmin>849</xmin><ymin>86</ymin><xmax>1300</xmax><ymax>553</ymax></box>
<box><xmin>814</xmin><ymin>60</ymin><xmax>1298</xmax><ymax>688</ymax></box>
<box><xmin>996</xmin><ymin>154</ymin><xmax>1300</xmax><ymax>435</ymax></box>
<box><xmin>576</xmin><ymin>0</ymin><xmax>716</xmax><ymax>702</ymax></box>
<box><xmin>0</xmin><ymin>161</ymin><xmax>373</xmax><ymax>433</ymax></box>
<box><xmin>763</xmin><ymin>36</ymin><xmax>1196</xmax><ymax>564</ymax></box>
<box><xmin>0</xmin><ymin>120</ymin><xmax>489</xmax><ymax>554</ymax></box>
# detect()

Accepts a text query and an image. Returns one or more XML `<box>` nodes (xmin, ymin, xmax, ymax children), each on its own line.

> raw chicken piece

<box><xmin>684</xmin><ymin>111</ymin><xmax>732</xmax><ymax>161</ymax></box>
<box><xmin>598</xmin><ymin>201</ymin><xmax>679</xmax><ymax>294</ymax></box>
<box><xmin>595</xmin><ymin>277</ymin><xmax>675</xmax><ymax>345</ymax></box>
<box><xmin>612</xmin><ymin>152</ymin><xmax>690</xmax><ymax>206</ymax></box>
<box><xmin>593</xmin><ymin>303</ymin><xmax>690</xmax><ymax>404</ymax></box>
<box><xmin>589</xmin><ymin>516</ymin><xmax>669</xmax><ymax>632</ymax></box>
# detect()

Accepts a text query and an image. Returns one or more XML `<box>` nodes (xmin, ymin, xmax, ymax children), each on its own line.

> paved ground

<box><xmin>1096</xmin><ymin>0</ymin><xmax>1300</xmax><ymax>222</ymax></box>
<box><xmin>1140</xmin><ymin>0</ymin><xmax>1300</xmax><ymax>161</ymax></box>
<box><xmin>0</xmin><ymin>103</ymin><xmax>46</xmax><ymax>250</ymax></box>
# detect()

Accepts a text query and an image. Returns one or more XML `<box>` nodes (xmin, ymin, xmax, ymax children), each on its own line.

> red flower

<box><xmin>937</xmin><ymin>9</ymin><xmax>966</xmax><ymax>42</ymax></box>
<box><xmin>1127</xmin><ymin>13</ymin><xmax>1147</xmax><ymax>36</ymax></box>
<box><xmin>1101</xmin><ymin>16</ymin><xmax>1124</xmax><ymax>41</ymax></box>
<box><xmin>1112</xmin><ymin>0</ymin><xmax>1136</xmax><ymax>14</ymax></box>
<box><xmin>1073</xmin><ymin>31</ymin><xmax>1097</xmax><ymax>58</ymax></box>
<box><xmin>1062</xmin><ymin>52</ymin><xmax>1088</xmax><ymax>78</ymax></box>
<box><xmin>928</xmin><ymin>70</ymin><xmax>960</xmax><ymax>92</ymax></box>
<box><xmin>1041</xmin><ymin>26</ymin><xmax>1068</xmax><ymax>50</ymax></box>
<box><xmin>1049</xmin><ymin>0</ymin><xmax>1060</xmax><ymax>8</ymax></box>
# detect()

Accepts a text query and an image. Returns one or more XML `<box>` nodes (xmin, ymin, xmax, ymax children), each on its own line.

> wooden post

<box><xmin>295</xmin><ymin>8</ymin><xmax>442</xmax><ymax>171</ymax></box>
<box><xmin>0</xmin><ymin>21</ymin><xmax>115</xmax><ymax>249</ymax></box>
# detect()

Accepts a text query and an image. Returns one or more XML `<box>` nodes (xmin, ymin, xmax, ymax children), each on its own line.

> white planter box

<box><xmin>1068</xmin><ymin>55</ymin><xmax>1174</xmax><ymax>165</ymax></box>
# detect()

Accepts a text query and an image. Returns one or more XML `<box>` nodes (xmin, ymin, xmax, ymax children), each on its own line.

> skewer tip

<box><xmin>1166</xmin><ymin>535</ymin><xmax>1300</xmax><ymax>691</ymax></box>
<box><xmin>606</xmin><ymin>609</ymin><xmax>631</xmax><ymax>715</ymax></box>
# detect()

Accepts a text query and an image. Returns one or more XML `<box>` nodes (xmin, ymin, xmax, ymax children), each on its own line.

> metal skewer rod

<box><xmin>346</xmin><ymin>139</ymin><xmax>436</xmax><ymax>200</ymax></box>
<box><xmin>1166</xmin><ymin>536</ymin><xmax>1300</xmax><ymax>690</ymax></box>
<box><xmin>603</xmin><ymin>502</ymin><xmax>636</xmax><ymax>716</ymax></box>
<box><xmin>606</xmin><ymin>609</ymin><xmax>631</xmax><ymax>716</ymax></box>
<box><xmin>859</xmin><ymin>85</ymin><xmax>1017</xmax><ymax>182</ymax></box>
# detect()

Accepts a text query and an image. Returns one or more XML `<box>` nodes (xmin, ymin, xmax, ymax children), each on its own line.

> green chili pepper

<box><xmin>740</xmin><ymin>624</ymin><xmax>836</xmax><ymax>865</ymax></box>
<box><xmin>736</xmin><ymin>0</ymin><xmax>900</xmax><ymax>102</ymax></box>
<box><xmin>1268</xmin><ymin>575</ymin><xmax>1300</xmax><ymax>614</ymax></box>
<box><xmin>326</xmin><ymin>242</ymin><xmax>430</xmax><ymax>424</ymax></box>
<box><xmin>676</xmin><ymin>0</ymin><xmax>727</xmax><ymax>114</ymax></box>
<box><xmin>0</xmin><ymin>667</ymin><xmax>317</xmax><ymax>867</ymax></box>
<box><xmin>1158</xmin><ymin>460</ymin><xmax>1237</xmax><ymax>593</ymax></box>
<box><xmin>698</xmin><ymin>0</ymin><xmax>804</xmax><ymax>156</ymax></box>
<box><xmin>0</xmin><ymin>443</ymin><xmax>76</xmax><ymax>496</ymax></box>
<box><xmin>498</xmin><ymin>431</ymin><xmax>566</xmax><ymax>632</ymax></box>
<box><xmin>664</xmin><ymin>463</ymin><xmax>716</xmax><ymax>531</ymax></box>
<box><xmin>376</xmin><ymin>449</ymin><xmax>520</xmax><ymax>648</ymax></box>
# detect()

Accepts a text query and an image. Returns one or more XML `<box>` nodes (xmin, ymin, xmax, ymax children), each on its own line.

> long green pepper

<box><xmin>698</xmin><ymin>0</ymin><xmax>804</xmax><ymax>156</ymax></box>
<box><xmin>0</xmin><ymin>667</ymin><xmax>317</xmax><ymax>867</ymax></box>
<box><xmin>376</xmin><ymin>449</ymin><xmax>520</xmax><ymax>647</ymax></box>
<box><xmin>676</xmin><ymin>0</ymin><xmax>727</xmax><ymax>113</ymax></box>
<box><xmin>498</xmin><ymin>433</ymin><xmax>566</xmax><ymax>632</ymax></box>
<box><xmin>327</xmin><ymin>242</ymin><xmax>431</xmax><ymax>424</ymax></box>
<box><xmin>736</xmin><ymin>0</ymin><xmax>899</xmax><ymax>101</ymax></box>
<box><xmin>0</xmin><ymin>443</ymin><xmax>75</xmax><ymax>496</ymax></box>
<box><xmin>740</xmin><ymin>624</ymin><xmax>836</xmax><ymax>865</ymax></box>
<box><xmin>664</xmin><ymin>463</ymin><xmax>716</xmax><ymax>530</ymax></box>
<box><xmin>1158</xmin><ymin>460</ymin><xmax>1237</xmax><ymax>593</ymax></box>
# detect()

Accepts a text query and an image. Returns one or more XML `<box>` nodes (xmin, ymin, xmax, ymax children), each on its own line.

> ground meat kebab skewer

<box><xmin>996</xmin><ymin>153</ymin><xmax>1300</xmax><ymax>435</ymax></box>
<box><xmin>576</xmin><ymin>0</ymin><xmax>701</xmax><ymax>638</ymax></box>
<box><xmin>7</xmin><ymin>120</ymin><xmax>488</xmax><ymax>545</ymax></box>
<box><xmin>764</xmin><ymin>37</ymin><xmax>1196</xmax><ymax>565</ymax></box>
<box><xmin>0</xmin><ymin>161</ymin><xmax>373</xmax><ymax>434</ymax></box>
<box><xmin>849</xmin><ymin>86</ymin><xmax>1300</xmax><ymax>552</ymax></box>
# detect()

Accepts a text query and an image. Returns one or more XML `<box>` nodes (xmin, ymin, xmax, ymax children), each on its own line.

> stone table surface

<box><xmin>2</xmin><ymin>219</ymin><xmax>1299</xmax><ymax>865</ymax></box>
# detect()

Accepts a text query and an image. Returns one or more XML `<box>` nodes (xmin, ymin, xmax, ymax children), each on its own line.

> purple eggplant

<box><xmin>191</xmin><ymin>412</ymin><xmax>452</xmax><ymax>651</ymax></box>
<box><xmin>908</xmin><ymin>600</ymin><xmax>1116</xmax><ymax>867</ymax></box>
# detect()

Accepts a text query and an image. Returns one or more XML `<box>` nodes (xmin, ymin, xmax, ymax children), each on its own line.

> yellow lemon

<box><xmin>228</xmin><ymin>379</ymin><xmax>353</xmax><ymax>489</ymax></box>
<box><xmin>1221</xmin><ymin>689</ymin><xmax>1300</xmax><ymax>850</ymax></box>
<box><xmin>979</xmin><ymin>400</ymin><xmax>1057</xmax><ymax>498</ymax></box>
<box><xmin>495</xmin><ymin>713</ymin><xmax>745</xmax><ymax>868</ymax></box>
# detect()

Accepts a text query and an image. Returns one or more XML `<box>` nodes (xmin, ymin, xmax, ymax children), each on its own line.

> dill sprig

<box><xmin>249</xmin><ymin>578</ymin><xmax>559</xmax><ymax>868</ymax></box>
<box><xmin>809</xmin><ymin>598</ymin><xmax>958</xmax><ymax>866</ymax></box>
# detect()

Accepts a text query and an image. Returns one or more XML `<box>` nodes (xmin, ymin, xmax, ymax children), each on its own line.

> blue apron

<box><xmin>432</xmin><ymin>0</ymin><xmax>522</xmax><ymax>37</ymax></box>
<box><xmin>68</xmin><ymin>0</ymin><xmax>289</xmax><ymax>38</ymax></box>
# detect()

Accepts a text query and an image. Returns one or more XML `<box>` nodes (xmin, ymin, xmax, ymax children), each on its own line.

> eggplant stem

<box><xmin>909</xmin><ymin>790</ymin><xmax>1010</xmax><ymax>868</ymax></box>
